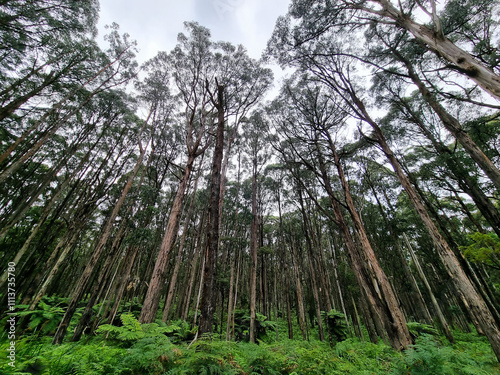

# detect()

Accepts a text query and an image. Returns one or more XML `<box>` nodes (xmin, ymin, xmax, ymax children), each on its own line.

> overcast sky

<box><xmin>97</xmin><ymin>0</ymin><xmax>291</xmax><ymax>64</ymax></box>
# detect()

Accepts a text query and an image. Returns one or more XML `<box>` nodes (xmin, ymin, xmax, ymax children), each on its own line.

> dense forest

<box><xmin>1</xmin><ymin>0</ymin><xmax>500</xmax><ymax>373</ymax></box>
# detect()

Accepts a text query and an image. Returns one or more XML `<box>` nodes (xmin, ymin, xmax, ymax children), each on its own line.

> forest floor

<box><xmin>1</xmin><ymin>311</ymin><xmax>500</xmax><ymax>375</ymax></box>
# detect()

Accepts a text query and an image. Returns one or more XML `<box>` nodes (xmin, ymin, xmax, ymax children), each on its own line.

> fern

<box><xmin>9</xmin><ymin>296</ymin><xmax>82</xmax><ymax>336</ymax></box>
<box><xmin>96</xmin><ymin>312</ymin><xmax>178</xmax><ymax>344</ymax></box>
<box><xmin>406</xmin><ymin>321</ymin><xmax>439</xmax><ymax>338</ymax></box>
<box><xmin>321</xmin><ymin>309</ymin><xmax>348</xmax><ymax>346</ymax></box>
<box><xmin>393</xmin><ymin>334</ymin><xmax>496</xmax><ymax>375</ymax></box>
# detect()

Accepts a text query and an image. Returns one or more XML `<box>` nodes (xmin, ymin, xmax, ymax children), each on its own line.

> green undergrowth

<box><xmin>1</xmin><ymin>315</ymin><xmax>499</xmax><ymax>375</ymax></box>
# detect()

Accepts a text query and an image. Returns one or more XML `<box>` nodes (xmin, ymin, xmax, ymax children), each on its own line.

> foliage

<box><xmin>0</xmin><ymin>296</ymin><xmax>82</xmax><ymax>337</ymax></box>
<box><xmin>461</xmin><ymin>232</ymin><xmax>500</xmax><ymax>269</ymax></box>
<box><xmin>393</xmin><ymin>334</ymin><xmax>496</xmax><ymax>375</ymax></box>
<box><xmin>232</xmin><ymin>310</ymin><xmax>277</xmax><ymax>342</ymax></box>
<box><xmin>167</xmin><ymin>319</ymin><xmax>198</xmax><ymax>343</ymax></box>
<box><xmin>96</xmin><ymin>312</ymin><xmax>179</xmax><ymax>345</ymax></box>
<box><xmin>321</xmin><ymin>309</ymin><xmax>348</xmax><ymax>346</ymax></box>
<box><xmin>406</xmin><ymin>321</ymin><xmax>439</xmax><ymax>338</ymax></box>
<box><xmin>1</xmin><ymin>328</ymin><xmax>498</xmax><ymax>374</ymax></box>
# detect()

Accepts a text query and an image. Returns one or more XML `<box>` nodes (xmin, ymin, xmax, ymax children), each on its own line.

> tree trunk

<box><xmin>320</xmin><ymin>138</ymin><xmax>412</xmax><ymax>350</ymax></box>
<box><xmin>52</xmin><ymin>116</ymin><xmax>150</xmax><ymax>344</ymax></box>
<box><xmin>289</xmin><ymin>235</ymin><xmax>308</xmax><ymax>340</ymax></box>
<box><xmin>297</xmin><ymin>188</ymin><xmax>325</xmax><ymax>341</ymax></box>
<box><xmin>139</xmin><ymin>153</ymin><xmax>196</xmax><ymax>323</ymax></box>
<box><xmin>199</xmin><ymin>83</ymin><xmax>225</xmax><ymax>335</ymax></box>
<box><xmin>399</xmin><ymin>54</ymin><xmax>500</xmax><ymax>191</ymax></box>
<box><xmin>248</xmin><ymin>153</ymin><xmax>259</xmax><ymax>343</ymax></box>
<box><xmin>376</xmin><ymin>0</ymin><xmax>500</xmax><ymax>100</ymax></box>
<box><xmin>162</xmin><ymin>159</ymin><xmax>203</xmax><ymax>321</ymax></box>
<box><xmin>357</xmin><ymin>97</ymin><xmax>500</xmax><ymax>360</ymax></box>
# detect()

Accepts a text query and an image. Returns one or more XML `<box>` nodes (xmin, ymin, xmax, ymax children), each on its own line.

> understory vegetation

<box><xmin>1</xmin><ymin>309</ymin><xmax>499</xmax><ymax>375</ymax></box>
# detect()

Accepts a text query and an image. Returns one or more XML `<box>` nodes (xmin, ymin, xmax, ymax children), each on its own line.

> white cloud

<box><xmin>97</xmin><ymin>0</ymin><xmax>290</xmax><ymax>63</ymax></box>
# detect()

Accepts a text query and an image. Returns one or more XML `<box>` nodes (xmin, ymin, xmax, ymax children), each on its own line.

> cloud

<box><xmin>97</xmin><ymin>0</ymin><xmax>290</xmax><ymax>63</ymax></box>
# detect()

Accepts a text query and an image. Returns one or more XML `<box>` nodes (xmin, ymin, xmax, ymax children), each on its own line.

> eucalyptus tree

<box><xmin>0</xmin><ymin>24</ymin><xmax>139</xmax><ymax>186</ymax></box>
<box><xmin>365</xmin><ymin>27</ymin><xmax>500</xmax><ymax>191</ymax></box>
<box><xmin>269</xmin><ymin>75</ymin><xmax>413</xmax><ymax>349</ymax></box>
<box><xmin>239</xmin><ymin>111</ymin><xmax>273</xmax><ymax>342</ymax></box>
<box><xmin>7</xmin><ymin>107</ymin><xmax>138</xmax><ymax>311</ymax></box>
<box><xmin>0</xmin><ymin>89</ymin><xmax>137</xmax><ymax>290</ymax></box>
<box><xmin>52</xmin><ymin>106</ymin><xmax>154</xmax><ymax>344</ymax></box>
<box><xmin>292</xmin><ymin>53</ymin><xmax>500</xmax><ymax>359</ymax></box>
<box><xmin>270</xmin><ymin>0</ymin><xmax>500</xmax><ymax>100</ymax></box>
<box><xmin>138</xmin><ymin>23</ymin><xmax>213</xmax><ymax>324</ymax></box>
<box><xmin>54</xmin><ymin>52</ymin><xmax>181</xmax><ymax>343</ymax></box>
<box><xmin>198</xmin><ymin>43</ymin><xmax>272</xmax><ymax>334</ymax></box>
<box><xmin>139</xmin><ymin>23</ymin><xmax>272</xmax><ymax>329</ymax></box>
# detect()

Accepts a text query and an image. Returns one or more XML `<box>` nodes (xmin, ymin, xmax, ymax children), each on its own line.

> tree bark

<box><xmin>199</xmin><ymin>83</ymin><xmax>225</xmax><ymax>334</ymax></box>
<box><xmin>139</xmin><ymin>153</ymin><xmax>196</xmax><ymax>324</ymax></box>
<box><xmin>162</xmin><ymin>158</ymin><xmax>203</xmax><ymax>322</ymax></box>
<box><xmin>398</xmin><ymin>54</ymin><xmax>500</xmax><ymax>191</ymax></box>
<box><xmin>375</xmin><ymin>0</ymin><xmax>500</xmax><ymax>101</ymax></box>
<box><xmin>355</xmin><ymin>97</ymin><xmax>500</xmax><ymax>360</ymax></box>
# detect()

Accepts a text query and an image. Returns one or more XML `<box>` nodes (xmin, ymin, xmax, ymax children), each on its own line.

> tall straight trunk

<box><xmin>367</xmin><ymin>177</ymin><xmax>433</xmax><ymax>324</ymax></box>
<box><xmin>179</xmin><ymin>211</ymin><xmax>207</xmax><ymax>320</ymax></box>
<box><xmin>285</xmin><ymin>274</ymin><xmax>294</xmax><ymax>339</ymax></box>
<box><xmin>225</xmin><ymin>250</ymin><xmax>236</xmax><ymax>341</ymax></box>
<box><xmin>199</xmin><ymin>83</ymin><xmax>225</xmax><ymax>334</ymax></box>
<box><xmin>162</xmin><ymin>158</ymin><xmax>203</xmax><ymax>322</ymax></box>
<box><xmin>249</xmin><ymin>154</ymin><xmax>259</xmax><ymax>343</ymax></box>
<box><xmin>407</xmin><ymin>169</ymin><xmax>500</xmax><ymax>328</ymax></box>
<box><xmin>297</xmin><ymin>188</ymin><xmax>325</xmax><ymax>341</ymax></box>
<box><xmin>328</xmin><ymin>236</ymin><xmax>349</xmax><ymax>327</ymax></box>
<box><xmin>289</xmin><ymin>235</ymin><xmax>308</xmax><ymax>340</ymax></box>
<box><xmin>105</xmin><ymin>246</ymin><xmax>139</xmax><ymax>326</ymax></box>
<box><xmin>311</xmin><ymin>219</ymin><xmax>333</xmax><ymax>312</ymax></box>
<box><xmin>181</xmin><ymin>216</ymin><xmax>205</xmax><ymax>321</ymax></box>
<box><xmin>139</xmin><ymin>153</ymin><xmax>196</xmax><ymax>324</ymax></box>
<box><xmin>403</xmin><ymin>234</ymin><xmax>454</xmax><ymax>342</ymax></box>
<box><xmin>352</xmin><ymin>94</ymin><xmax>500</xmax><ymax>360</ymax></box>
<box><xmin>72</xmin><ymin>205</ymin><xmax>133</xmax><ymax>342</ymax></box>
<box><xmin>351</xmin><ymin>296</ymin><xmax>365</xmax><ymax>341</ymax></box>
<box><xmin>52</xmin><ymin>114</ymin><xmax>151</xmax><ymax>344</ymax></box>
<box><xmin>231</xmin><ymin>250</ymin><xmax>242</xmax><ymax>339</ymax></box>
<box><xmin>315</xmin><ymin>140</ymin><xmax>412</xmax><ymax>350</ymax></box>
<box><xmin>226</xmin><ymin>155</ymin><xmax>242</xmax><ymax>341</ymax></box>
<box><xmin>28</xmin><ymin>230</ymin><xmax>80</xmax><ymax>310</ymax></box>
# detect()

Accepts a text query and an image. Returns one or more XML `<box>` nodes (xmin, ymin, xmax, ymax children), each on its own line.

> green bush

<box><xmin>96</xmin><ymin>312</ymin><xmax>179</xmax><ymax>346</ymax></box>
<box><xmin>2</xmin><ymin>318</ymin><xmax>498</xmax><ymax>375</ymax></box>
<box><xmin>393</xmin><ymin>334</ymin><xmax>496</xmax><ymax>375</ymax></box>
